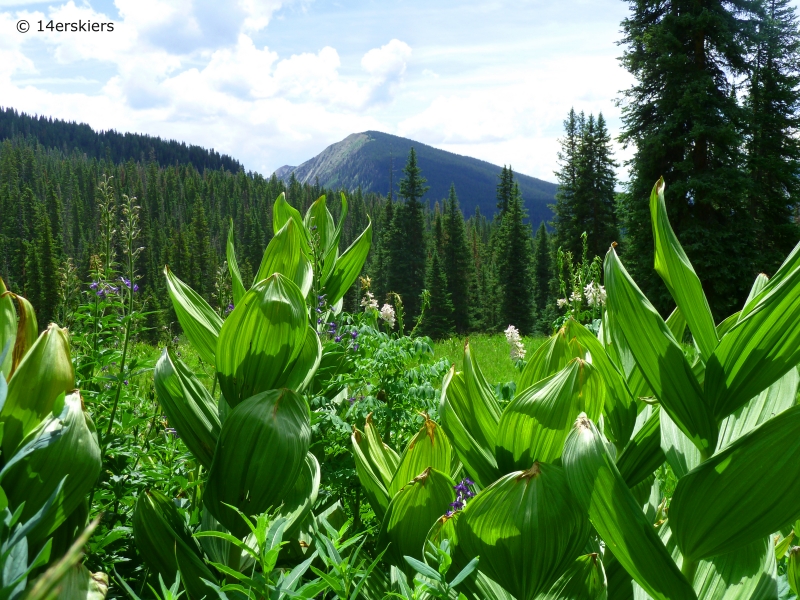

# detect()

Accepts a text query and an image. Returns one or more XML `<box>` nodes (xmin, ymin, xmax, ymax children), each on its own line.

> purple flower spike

<box><xmin>90</xmin><ymin>281</ymin><xmax>98</xmax><ymax>290</ymax></box>
<box><xmin>133</xmin><ymin>284</ymin><xmax>139</xmax><ymax>293</ymax></box>
<box><xmin>335</xmin><ymin>336</ymin><xmax>341</xmax><ymax>342</ymax></box>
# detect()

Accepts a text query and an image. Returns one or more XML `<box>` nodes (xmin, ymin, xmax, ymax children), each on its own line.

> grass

<box><xmin>433</xmin><ymin>333</ymin><xmax>548</xmax><ymax>385</ymax></box>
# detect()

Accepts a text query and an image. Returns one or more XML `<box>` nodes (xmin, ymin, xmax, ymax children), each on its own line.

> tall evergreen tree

<box><xmin>532</xmin><ymin>222</ymin><xmax>553</xmax><ymax>334</ymax></box>
<box><xmin>618</xmin><ymin>0</ymin><xmax>759</xmax><ymax>317</ymax></box>
<box><xmin>189</xmin><ymin>202</ymin><xmax>213</xmax><ymax>298</ymax></box>
<box><xmin>369</xmin><ymin>198</ymin><xmax>394</xmax><ymax>302</ymax></box>
<box><xmin>745</xmin><ymin>0</ymin><xmax>800</xmax><ymax>274</ymax></box>
<box><xmin>36</xmin><ymin>207</ymin><xmax>60</xmax><ymax>328</ymax></box>
<box><xmin>496</xmin><ymin>165</ymin><xmax>515</xmax><ymax>215</ymax></box>
<box><xmin>419</xmin><ymin>250</ymin><xmax>455</xmax><ymax>340</ymax></box>
<box><xmin>442</xmin><ymin>184</ymin><xmax>472</xmax><ymax>333</ymax></box>
<box><xmin>495</xmin><ymin>182</ymin><xmax>534</xmax><ymax>334</ymax></box>
<box><xmin>387</xmin><ymin>147</ymin><xmax>429</xmax><ymax>320</ymax></box>
<box><xmin>553</xmin><ymin>109</ymin><xmax>584</xmax><ymax>254</ymax></box>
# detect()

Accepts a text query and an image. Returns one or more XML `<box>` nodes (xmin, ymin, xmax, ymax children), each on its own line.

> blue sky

<box><xmin>2</xmin><ymin>0</ymin><xmax>791</xmax><ymax>181</ymax></box>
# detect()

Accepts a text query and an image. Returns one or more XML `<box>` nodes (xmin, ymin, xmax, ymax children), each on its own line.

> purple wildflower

<box><xmin>448</xmin><ymin>478</ymin><xmax>476</xmax><ymax>515</ymax></box>
<box><xmin>351</xmin><ymin>330</ymin><xmax>358</xmax><ymax>339</ymax></box>
<box><xmin>226</xmin><ymin>303</ymin><xmax>234</xmax><ymax>314</ymax></box>
<box><xmin>123</xmin><ymin>380</ymin><xmax>129</xmax><ymax>386</ymax></box>
<box><xmin>348</xmin><ymin>397</ymin><xmax>355</xmax><ymax>406</ymax></box>
<box><xmin>133</xmin><ymin>284</ymin><xmax>139</xmax><ymax>293</ymax></box>
<box><xmin>90</xmin><ymin>281</ymin><xmax>98</xmax><ymax>290</ymax></box>
<box><xmin>97</xmin><ymin>289</ymin><xmax>106</xmax><ymax>298</ymax></box>
<box><xmin>352</xmin><ymin>343</ymin><xmax>359</xmax><ymax>351</ymax></box>
<box><xmin>335</xmin><ymin>336</ymin><xmax>341</xmax><ymax>343</ymax></box>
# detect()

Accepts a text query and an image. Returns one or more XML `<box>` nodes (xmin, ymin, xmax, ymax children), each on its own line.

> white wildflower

<box><xmin>570</xmin><ymin>290</ymin><xmax>581</xmax><ymax>303</ymax></box>
<box><xmin>504</xmin><ymin>325</ymin><xmax>526</xmax><ymax>361</ymax></box>
<box><xmin>360</xmin><ymin>291</ymin><xmax>378</xmax><ymax>311</ymax></box>
<box><xmin>557</xmin><ymin>298</ymin><xmax>568</xmax><ymax>308</ymax></box>
<box><xmin>379</xmin><ymin>303</ymin><xmax>396</xmax><ymax>329</ymax></box>
<box><xmin>584</xmin><ymin>281</ymin><xmax>607</xmax><ymax>307</ymax></box>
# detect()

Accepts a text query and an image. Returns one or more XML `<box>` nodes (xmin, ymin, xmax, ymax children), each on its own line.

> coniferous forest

<box><xmin>4</xmin><ymin>0</ymin><xmax>800</xmax><ymax>598</ymax></box>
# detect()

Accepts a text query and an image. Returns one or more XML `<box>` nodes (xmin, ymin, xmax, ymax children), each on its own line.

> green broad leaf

<box><xmin>389</xmin><ymin>415</ymin><xmax>453</xmax><ymax>497</ymax></box>
<box><xmin>534</xmin><ymin>553</ymin><xmax>606</xmax><ymax>600</ymax></box>
<box><xmin>364</xmin><ymin>413</ymin><xmax>400</xmax><ymax>489</ymax></box>
<box><xmin>320</xmin><ymin>193</ymin><xmax>349</xmax><ymax>288</ymax></box>
<box><xmin>273</xmin><ymin>191</ymin><xmax>307</xmax><ymax>240</ymax></box>
<box><xmin>164</xmin><ymin>265</ymin><xmax>223</xmax><ymax>366</ymax></box>
<box><xmin>670</xmin><ymin>403</ymin><xmax>800</xmax><ymax>562</ymax></box>
<box><xmin>569</xmin><ymin>319</ymin><xmax>637</xmax><ymax>449</ymax></box>
<box><xmin>775</xmin><ymin>532</ymin><xmax>795</xmax><ymax>561</ymax></box>
<box><xmin>616</xmin><ymin>405</ymin><xmax>665</xmax><ymax>489</ymax></box>
<box><xmin>752</xmin><ymin>538</ymin><xmax>779</xmax><ymax>600</ymax></box>
<box><xmin>133</xmin><ymin>489</ymin><xmax>217</xmax><ymax>599</ymax></box>
<box><xmin>660</xmin><ymin>408</ymin><xmax>701</xmax><ymax>480</ymax></box>
<box><xmin>456</xmin><ymin>463</ymin><xmax>590</xmax><ymax>600</ymax></box>
<box><xmin>517</xmin><ymin>323</ymin><xmax>582</xmax><ymax>392</ymax></box>
<box><xmin>352</xmin><ymin>427</ymin><xmax>391</xmax><ymax>520</ymax></box>
<box><xmin>278</xmin><ymin>325</ymin><xmax>322</xmax><ymax>393</ymax></box>
<box><xmin>0</xmin><ymin>277</ymin><xmax>15</xmax><ymax>378</ymax></box>
<box><xmin>649</xmin><ymin>178</ymin><xmax>718</xmax><ymax>361</ymax></box>
<box><xmin>154</xmin><ymin>348</ymin><xmax>220</xmax><ymax>469</ymax></box>
<box><xmin>227</xmin><ymin>218</ymin><xmax>246</xmax><ymax>305</ymax></box>
<box><xmin>1</xmin><ymin>323</ymin><xmax>74</xmax><ymax>456</ymax></box>
<box><xmin>197</xmin><ymin>508</ymin><xmax>257</xmax><ymax>571</ymax></box>
<box><xmin>739</xmin><ymin>240</ymin><xmax>800</xmax><ymax>322</ymax></box>
<box><xmin>496</xmin><ymin>359</ymin><xmax>602</xmax><ymax>472</ymax></box>
<box><xmin>563</xmin><ymin>415</ymin><xmax>695</xmax><ymax>600</ymax></box>
<box><xmin>377</xmin><ymin>467</ymin><xmax>456</xmax><ymax>571</ymax></box>
<box><xmin>741</xmin><ymin>273</ymin><xmax>770</xmax><ymax>316</ymax></box>
<box><xmin>438</xmin><ymin>342</ymin><xmax>502</xmax><ymax>488</ymax></box>
<box><xmin>788</xmin><ymin>547</ymin><xmax>800</xmax><ymax>596</ymax></box>
<box><xmin>716</xmin><ymin>367</ymin><xmax>798</xmax><ymax>451</ymax></box>
<box><xmin>205</xmin><ymin>388</ymin><xmax>310</xmax><ymax>538</ymax></box>
<box><xmin>705</xmin><ymin>254</ymin><xmax>800</xmax><ymax>420</ymax></box>
<box><xmin>216</xmin><ymin>273</ymin><xmax>308</xmax><ymax>408</ymax></box>
<box><xmin>716</xmin><ymin>312</ymin><xmax>741</xmax><ymax>338</ymax></box>
<box><xmin>604</xmin><ymin>549</ymin><xmax>633</xmax><ymax>600</ymax></box>
<box><xmin>604</xmin><ymin>246</ymin><xmax>717</xmax><ymax>457</ymax></box>
<box><xmin>304</xmin><ymin>195</ymin><xmax>336</xmax><ymax>255</ymax></box>
<box><xmin>323</xmin><ymin>218</ymin><xmax>372</xmax><ymax>305</ymax></box>
<box><xmin>279</xmin><ymin>452</ymin><xmax>320</xmax><ymax>537</ymax></box>
<box><xmin>46</xmin><ymin>564</ymin><xmax>108</xmax><ymax>600</ymax></box>
<box><xmin>254</xmin><ymin>219</ymin><xmax>313</xmax><ymax>297</ymax></box>
<box><xmin>665</xmin><ymin>306</ymin><xmax>687</xmax><ymax>342</ymax></box>
<box><xmin>1</xmin><ymin>391</ymin><xmax>100</xmax><ymax>546</ymax></box>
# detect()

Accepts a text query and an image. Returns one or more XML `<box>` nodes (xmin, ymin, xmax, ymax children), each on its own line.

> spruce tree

<box><xmin>442</xmin><ymin>184</ymin><xmax>472</xmax><ymax>333</ymax></box>
<box><xmin>419</xmin><ymin>250</ymin><xmax>455</xmax><ymax>340</ymax></box>
<box><xmin>495</xmin><ymin>182</ymin><xmax>534</xmax><ymax>334</ymax></box>
<box><xmin>369</xmin><ymin>198</ymin><xmax>394</xmax><ymax>302</ymax></box>
<box><xmin>387</xmin><ymin>148</ymin><xmax>429</xmax><ymax>320</ymax></box>
<box><xmin>745</xmin><ymin>0</ymin><xmax>800</xmax><ymax>274</ymax></box>
<box><xmin>36</xmin><ymin>207</ymin><xmax>60</xmax><ymax>327</ymax></box>
<box><xmin>532</xmin><ymin>222</ymin><xmax>553</xmax><ymax>334</ymax></box>
<box><xmin>496</xmin><ymin>165</ymin><xmax>515</xmax><ymax>215</ymax></box>
<box><xmin>189</xmin><ymin>202</ymin><xmax>213</xmax><ymax>298</ymax></box>
<box><xmin>553</xmin><ymin>109</ymin><xmax>584</xmax><ymax>254</ymax></box>
<box><xmin>619</xmin><ymin>0</ymin><xmax>759</xmax><ymax>317</ymax></box>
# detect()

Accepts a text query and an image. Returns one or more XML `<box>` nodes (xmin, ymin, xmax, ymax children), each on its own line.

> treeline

<box><xmin>0</xmin><ymin>107</ymin><xmax>243</xmax><ymax>174</ymax></box>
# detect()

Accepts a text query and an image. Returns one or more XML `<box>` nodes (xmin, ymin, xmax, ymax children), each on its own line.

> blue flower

<box><xmin>90</xmin><ymin>281</ymin><xmax>98</xmax><ymax>290</ymax></box>
<box><xmin>335</xmin><ymin>336</ymin><xmax>341</xmax><ymax>343</ymax></box>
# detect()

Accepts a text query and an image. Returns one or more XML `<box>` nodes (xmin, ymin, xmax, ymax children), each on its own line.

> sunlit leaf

<box><xmin>323</xmin><ymin>218</ymin><xmax>372</xmax><ymax>305</ymax></box>
<box><xmin>389</xmin><ymin>415</ymin><xmax>453</xmax><ymax>497</ymax></box>
<box><xmin>616</xmin><ymin>405</ymin><xmax>664</xmax><ymax>489</ymax></box>
<box><xmin>254</xmin><ymin>218</ymin><xmax>313</xmax><ymax>297</ymax></box>
<box><xmin>534</xmin><ymin>553</ymin><xmax>607</xmax><ymax>600</ymax></box>
<box><xmin>227</xmin><ymin>218</ymin><xmax>246</xmax><ymax>305</ymax></box>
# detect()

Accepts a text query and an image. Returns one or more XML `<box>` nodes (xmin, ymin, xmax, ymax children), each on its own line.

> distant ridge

<box><xmin>275</xmin><ymin>131</ymin><xmax>557</xmax><ymax>225</ymax></box>
<box><xmin>0</xmin><ymin>107</ymin><xmax>243</xmax><ymax>173</ymax></box>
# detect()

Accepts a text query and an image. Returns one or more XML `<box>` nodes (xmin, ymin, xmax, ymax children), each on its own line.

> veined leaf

<box><xmin>1</xmin><ymin>289</ymin><xmax>37</xmax><ymax>380</ymax></box>
<box><xmin>352</xmin><ymin>427</ymin><xmax>391</xmax><ymax>520</ymax></box>
<box><xmin>649</xmin><ymin>178</ymin><xmax>718</xmax><ymax>361</ymax></box>
<box><xmin>705</xmin><ymin>254</ymin><xmax>800</xmax><ymax>420</ymax></box>
<box><xmin>517</xmin><ymin>323</ymin><xmax>581</xmax><ymax>392</ymax></box>
<box><xmin>616</xmin><ymin>405</ymin><xmax>664</xmax><ymax>489</ymax></box>
<box><xmin>0</xmin><ymin>277</ymin><xmax>15</xmax><ymax>378</ymax></box>
<box><xmin>389</xmin><ymin>415</ymin><xmax>452</xmax><ymax>497</ymax></box>
<box><xmin>254</xmin><ymin>219</ymin><xmax>313</xmax><ymax>297</ymax></box>
<box><xmin>320</xmin><ymin>192</ymin><xmax>349</xmax><ymax>287</ymax></box>
<box><xmin>377</xmin><ymin>467</ymin><xmax>455</xmax><ymax>570</ymax></box>
<box><xmin>323</xmin><ymin>218</ymin><xmax>372</xmax><ymax>305</ymax></box>
<box><xmin>154</xmin><ymin>348</ymin><xmax>220</xmax><ymax>468</ymax></box>
<box><xmin>660</xmin><ymin>409</ymin><xmax>701</xmax><ymax>480</ymax></box>
<box><xmin>716</xmin><ymin>367</ymin><xmax>798</xmax><ymax>450</ymax></box>
<box><xmin>216</xmin><ymin>273</ymin><xmax>307</xmax><ymax>408</ymax></box>
<box><xmin>456</xmin><ymin>462</ymin><xmax>590</xmax><ymax>600</ymax></box>
<box><xmin>1</xmin><ymin>324</ymin><xmax>74</xmax><ymax>456</ymax></box>
<box><xmin>164</xmin><ymin>265</ymin><xmax>223</xmax><ymax>366</ymax></box>
<box><xmin>279</xmin><ymin>452</ymin><xmax>320</xmax><ymax>537</ymax></box>
<box><xmin>227</xmin><ymin>218</ymin><xmax>246</xmax><ymax>305</ymax></box>
<box><xmin>496</xmin><ymin>358</ymin><xmax>602</xmax><ymax>472</ymax></box>
<box><xmin>364</xmin><ymin>413</ymin><xmax>400</xmax><ymax>489</ymax></box>
<box><xmin>604</xmin><ymin>246</ymin><xmax>716</xmax><ymax>457</ymax></box>
<box><xmin>304</xmin><ymin>195</ymin><xmax>336</xmax><ymax>255</ymax></box>
<box><xmin>278</xmin><ymin>325</ymin><xmax>322</xmax><ymax>393</ymax></box>
<box><xmin>670</xmin><ymin>403</ymin><xmax>800</xmax><ymax>562</ymax></box>
<box><xmin>741</xmin><ymin>273</ymin><xmax>770</xmax><ymax>316</ymax></box>
<box><xmin>534</xmin><ymin>553</ymin><xmax>607</xmax><ymax>600</ymax></box>
<box><xmin>205</xmin><ymin>388</ymin><xmax>310</xmax><ymax>538</ymax></box>
<box><xmin>273</xmin><ymin>192</ymin><xmax>307</xmax><ymax>240</ymax></box>
<box><xmin>563</xmin><ymin>415</ymin><xmax>696</xmax><ymax>600</ymax></box>
<box><xmin>788</xmin><ymin>547</ymin><xmax>800</xmax><ymax>596</ymax></box>
<box><xmin>439</xmin><ymin>342</ymin><xmax>502</xmax><ymax>488</ymax></box>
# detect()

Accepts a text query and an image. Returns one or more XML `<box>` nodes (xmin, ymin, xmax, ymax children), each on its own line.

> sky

<box><xmin>0</xmin><ymin>0</ymin><xmax>746</xmax><ymax>182</ymax></box>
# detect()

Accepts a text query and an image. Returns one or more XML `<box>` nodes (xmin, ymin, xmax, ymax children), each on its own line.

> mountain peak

<box><xmin>275</xmin><ymin>131</ymin><xmax>556</xmax><ymax>223</ymax></box>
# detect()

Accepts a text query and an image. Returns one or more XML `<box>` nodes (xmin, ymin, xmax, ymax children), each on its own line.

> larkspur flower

<box><xmin>352</xmin><ymin>343</ymin><xmax>359</xmax><ymax>351</ymax></box>
<box><xmin>379</xmin><ymin>304</ymin><xmax>396</xmax><ymax>329</ymax></box>
<box><xmin>351</xmin><ymin>330</ymin><xmax>358</xmax><ymax>339</ymax></box>
<box><xmin>133</xmin><ymin>284</ymin><xmax>139</xmax><ymax>293</ymax></box>
<box><xmin>90</xmin><ymin>281</ymin><xmax>98</xmax><ymax>290</ymax></box>
<box><xmin>226</xmin><ymin>303</ymin><xmax>234</xmax><ymax>314</ymax></box>
<box><xmin>335</xmin><ymin>336</ymin><xmax>341</xmax><ymax>343</ymax></box>
<box><xmin>123</xmin><ymin>380</ymin><xmax>129</xmax><ymax>386</ymax></box>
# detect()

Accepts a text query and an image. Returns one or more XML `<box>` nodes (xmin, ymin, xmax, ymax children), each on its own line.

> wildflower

<box><xmin>360</xmin><ymin>291</ymin><xmax>378</xmax><ymax>311</ymax></box>
<box><xmin>351</xmin><ymin>330</ymin><xmax>358</xmax><ymax>339</ymax></box>
<box><xmin>96</xmin><ymin>289</ymin><xmax>106</xmax><ymax>298</ymax></box>
<box><xmin>335</xmin><ymin>336</ymin><xmax>341</xmax><ymax>343</ymax></box>
<box><xmin>379</xmin><ymin>304</ymin><xmax>396</xmax><ymax>329</ymax></box>
<box><xmin>90</xmin><ymin>281</ymin><xmax>98</xmax><ymax>290</ymax></box>
<box><xmin>504</xmin><ymin>325</ymin><xmax>526</xmax><ymax>361</ymax></box>
<box><xmin>165</xmin><ymin>427</ymin><xmax>179</xmax><ymax>438</ymax></box>
<box><xmin>446</xmin><ymin>478</ymin><xmax>476</xmax><ymax>516</ymax></box>
<box><xmin>317</xmin><ymin>318</ymin><xmax>323</xmax><ymax>324</ymax></box>
<box><xmin>316</xmin><ymin>308</ymin><xmax>323</xmax><ymax>314</ymax></box>
<box><xmin>570</xmin><ymin>290</ymin><xmax>581</xmax><ymax>303</ymax></box>
<box><xmin>353</xmin><ymin>343</ymin><xmax>359</xmax><ymax>351</ymax></box>
<box><xmin>123</xmin><ymin>380</ymin><xmax>129</xmax><ymax>386</ymax></box>
<box><xmin>348</xmin><ymin>397</ymin><xmax>355</xmax><ymax>406</ymax></box>
<box><xmin>584</xmin><ymin>281</ymin><xmax>607</xmax><ymax>307</ymax></box>
<box><xmin>133</xmin><ymin>284</ymin><xmax>139</xmax><ymax>293</ymax></box>
<box><xmin>121</xmin><ymin>277</ymin><xmax>131</xmax><ymax>288</ymax></box>
<box><xmin>226</xmin><ymin>303</ymin><xmax>234</xmax><ymax>314</ymax></box>
<box><xmin>557</xmin><ymin>298</ymin><xmax>568</xmax><ymax>308</ymax></box>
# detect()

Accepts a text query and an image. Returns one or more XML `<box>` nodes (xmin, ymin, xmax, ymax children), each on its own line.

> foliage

<box><xmin>553</xmin><ymin>231</ymin><xmax>605</xmax><ymax>330</ymax></box>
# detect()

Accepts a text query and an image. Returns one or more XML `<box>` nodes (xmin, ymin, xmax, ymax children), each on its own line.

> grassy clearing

<box><xmin>433</xmin><ymin>333</ymin><xmax>548</xmax><ymax>385</ymax></box>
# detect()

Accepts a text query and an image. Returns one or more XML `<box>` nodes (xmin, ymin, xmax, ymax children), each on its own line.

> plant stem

<box><xmin>681</xmin><ymin>558</ymin><xmax>697</xmax><ymax>584</ymax></box>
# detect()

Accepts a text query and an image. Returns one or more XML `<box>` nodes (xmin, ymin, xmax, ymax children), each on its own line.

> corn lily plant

<box><xmin>353</xmin><ymin>178</ymin><xmax>800</xmax><ymax>600</ymax></box>
<box><xmin>138</xmin><ymin>193</ymin><xmax>371</xmax><ymax>597</ymax></box>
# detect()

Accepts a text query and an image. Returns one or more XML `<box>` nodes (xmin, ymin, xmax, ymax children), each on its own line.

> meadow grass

<box><xmin>433</xmin><ymin>332</ymin><xmax>548</xmax><ymax>385</ymax></box>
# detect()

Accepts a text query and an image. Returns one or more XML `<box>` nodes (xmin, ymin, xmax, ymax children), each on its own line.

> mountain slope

<box><xmin>0</xmin><ymin>106</ymin><xmax>243</xmax><ymax>173</ymax></box>
<box><xmin>275</xmin><ymin>131</ymin><xmax>557</xmax><ymax>225</ymax></box>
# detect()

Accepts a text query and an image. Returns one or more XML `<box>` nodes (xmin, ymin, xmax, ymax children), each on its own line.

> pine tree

<box><xmin>495</xmin><ymin>182</ymin><xmax>534</xmax><ymax>334</ymax></box>
<box><xmin>387</xmin><ymin>148</ymin><xmax>429</xmax><ymax>320</ymax></box>
<box><xmin>745</xmin><ymin>0</ymin><xmax>800</xmax><ymax>274</ymax></box>
<box><xmin>496</xmin><ymin>165</ymin><xmax>515</xmax><ymax>215</ymax></box>
<box><xmin>619</xmin><ymin>0</ymin><xmax>759</xmax><ymax>317</ymax></box>
<box><xmin>369</xmin><ymin>198</ymin><xmax>394</xmax><ymax>302</ymax></box>
<box><xmin>442</xmin><ymin>184</ymin><xmax>472</xmax><ymax>333</ymax></box>
<box><xmin>419</xmin><ymin>250</ymin><xmax>455</xmax><ymax>339</ymax></box>
<box><xmin>36</xmin><ymin>206</ymin><xmax>60</xmax><ymax>327</ymax></box>
<box><xmin>552</xmin><ymin>109</ymin><xmax>584</xmax><ymax>254</ymax></box>
<box><xmin>532</xmin><ymin>222</ymin><xmax>553</xmax><ymax>334</ymax></box>
<box><xmin>189</xmin><ymin>202</ymin><xmax>213</xmax><ymax>298</ymax></box>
